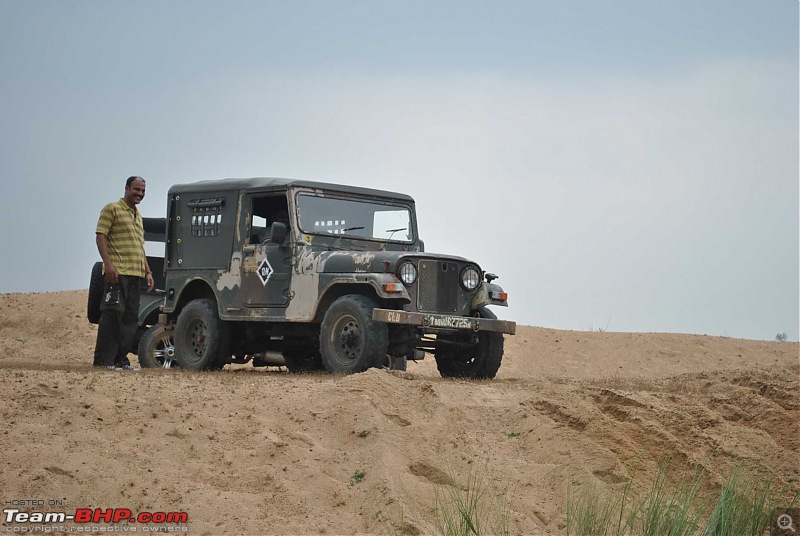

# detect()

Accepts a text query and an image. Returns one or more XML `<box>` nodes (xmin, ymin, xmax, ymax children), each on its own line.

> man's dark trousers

<box><xmin>93</xmin><ymin>275</ymin><xmax>141</xmax><ymax>368</ymax></box>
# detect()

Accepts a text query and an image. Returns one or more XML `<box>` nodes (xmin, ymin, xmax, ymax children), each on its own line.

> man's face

<box><xmin>125</xmin><ymin>178</ymin><xmax>146</xmax><ymax>206</ymax></box>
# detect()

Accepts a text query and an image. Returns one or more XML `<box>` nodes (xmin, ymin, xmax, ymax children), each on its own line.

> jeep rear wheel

<box><xmin>138</xmin><ymin>324</ymin><xmax>178</xmax><ymax>368</ymax></box>
<box><xmin>320</xmin><ymin>295</ymin><xmax>388</xmax><ymax>373</ymax></box>
<box><xmin>434</xmin><ymin>307</ymin><xmax>504</xmax><ymax>379</ymax></box>
<box><xmin>174</xmin><ymin>299</ymin><xmax>230</xmax><ymax>370</ymax></box>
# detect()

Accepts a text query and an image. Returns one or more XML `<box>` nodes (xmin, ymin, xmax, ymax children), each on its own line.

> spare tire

<box><xmin>87</xmin><ymin>262</ymin><xmax>104</xmax><ymax>324</ymax></box>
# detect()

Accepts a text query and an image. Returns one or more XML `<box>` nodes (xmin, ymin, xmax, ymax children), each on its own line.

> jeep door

<box><xmin>240</xmin><ymin>193</ymin><xmax>292</xmax><ymax>308</ymax></box>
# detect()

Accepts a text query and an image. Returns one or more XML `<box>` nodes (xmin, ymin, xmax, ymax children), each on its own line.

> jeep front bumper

<box><xmin>372</xmin><ymin>308</ymin><xmax>516</xmax><ymax>335</ymax></box>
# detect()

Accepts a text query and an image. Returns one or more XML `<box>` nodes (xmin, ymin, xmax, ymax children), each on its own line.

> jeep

<box><xmin>88</xmin><ymin>178</ymin><xmax>515</xmax><ymax>378</ymax></box>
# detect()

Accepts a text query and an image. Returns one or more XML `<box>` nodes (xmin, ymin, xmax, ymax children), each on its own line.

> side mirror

<box><xmin>270</xmin><ymin>222</ymin><xmax>287</xmax><ymax>244</ymax></box>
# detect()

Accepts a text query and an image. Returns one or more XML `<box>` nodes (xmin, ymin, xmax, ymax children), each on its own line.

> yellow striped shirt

<box><xmin>96</xmin><ymin>199</ymin><xmax>146</xmax><ymax>277</ymax></box>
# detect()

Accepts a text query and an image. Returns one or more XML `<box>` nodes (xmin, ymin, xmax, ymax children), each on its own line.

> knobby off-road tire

<box><xmin>434</xmin><ymin>307</ymin><xmax>504</xmax><ymax>379</ymax></box>
<box><xmin>138</xmin><ymin>324</ymin><xmax>178</xmax><ymax>368</ymax></box>
<box><xmin>320</xmin><ymin>295</ymin><xmax>388</xmax><ymax>374</ymax></box>
<box><xmin>87</xmin><ymin>262</ymin><xmax>104</xmax><ymax>324</ymax></box>
<box><xmin>174</xmin><ymin>299</ymin><xmax>230</xmax><ymax>371</ymax></box>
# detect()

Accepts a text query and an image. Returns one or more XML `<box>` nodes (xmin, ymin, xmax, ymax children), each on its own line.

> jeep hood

<box><xmin>317</xmin><ymin>250</ymin><xmax>478</xmax><ymax>274</ymax></box>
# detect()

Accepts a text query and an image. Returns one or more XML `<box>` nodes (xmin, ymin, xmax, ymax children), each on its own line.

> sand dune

<box><xmin>1</xmin><ymin>290</ymin><xmax>797</xmax><ymax>534</ymax></box>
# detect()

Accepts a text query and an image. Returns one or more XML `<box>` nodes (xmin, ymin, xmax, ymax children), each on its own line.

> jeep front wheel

<box><xmin>138</xmin><ymin>324</ymin><xmax>178</xmax><ymax>368</ymax></box>
<box><xmin>320</xmin><ymin>295</ymin><xmax>388</xmax><ymax>373</ymax></box>
<box><xmin>174</xmin><ymin>299</ymin><xmax>230</xmax><ymax>370</ymax></box>
<box><xmin>434</xmin><ymin>307</ymin><xmax>504</xmax><ymax>379</ymax></box>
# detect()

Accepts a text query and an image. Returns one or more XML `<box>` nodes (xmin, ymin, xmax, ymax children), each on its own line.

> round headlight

<box><xmin>398</xmin><ymin>262</ymin><xmax>417</xmax><ymax>285</ymax></box>
<box><xmin>461</xmin><ymin>266</ymin><xmax>481</xmax><ymax>291</ymax></box>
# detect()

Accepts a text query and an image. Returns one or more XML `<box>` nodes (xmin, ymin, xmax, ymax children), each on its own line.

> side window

<box><xmin>250</xmin><ymin>214</ymin><xmax>268</xmax><ymax>244</ymax></box>
<box><xmin>188</xmin><ymin>198</ymin><xmax>225</xmax><ymax>237</ymax></box>
<box><xmin>248</xmin><ymin>195</ymin><xmax>289</xmax><ymax>244</ymax></box>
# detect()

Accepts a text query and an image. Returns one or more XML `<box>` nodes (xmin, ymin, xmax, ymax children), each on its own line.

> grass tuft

<box><xmin>567</xmin><ymin>478</ymin><xmax>636</xmax><ymax>536</ymax></box>
<box><xmin>567</xmin><ymin>462</ymin><xmax>798</xmax><ymax>536</ymax></box>
<box><xmin>432</xmin><ymin>466</ymin><xmax>510</xmax><ymax>536</ymax></box>
<box><xmin>349</xmin><ymin>469</ymin><xmax>366</xmax><ymax>486</ymax></box>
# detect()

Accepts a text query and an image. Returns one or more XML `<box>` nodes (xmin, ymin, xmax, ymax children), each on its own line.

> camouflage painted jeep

<box><xmin>90</xmin><ymin>178</ymin><xmax>515</xmax><ymax>378</ymax></box>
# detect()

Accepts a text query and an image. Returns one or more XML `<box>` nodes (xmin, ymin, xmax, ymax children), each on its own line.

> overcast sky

<box><xmin>1</xmin><ymin>1</ymin><xmax>797</xmax><ymax>341</ymax></box>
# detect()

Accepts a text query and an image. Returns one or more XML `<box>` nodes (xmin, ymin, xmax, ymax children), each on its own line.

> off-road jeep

<box><xmin>89</xmin><ymin>178</ymin><xmax>515</xmax><ymax>378</ymax></box>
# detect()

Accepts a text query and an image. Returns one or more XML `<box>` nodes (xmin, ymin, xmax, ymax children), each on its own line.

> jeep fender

<box><xmin>310</xmin><ymin>274</ymin><xmax>410</xmax><ymax>322</ymax></box>
<box><xmin>162</xmin><ymin>276</ymin><xmax>219</xmax><ymax>316</ymax></box>
<box><xmin>471</xmin><ymin>282</ymin><xmax>509</xmax><ymax>310</ymax></box>
<box><xmin>138</xmin><ymin>292</ymin><xmax>167</xmax><ymax>327</ymax></box>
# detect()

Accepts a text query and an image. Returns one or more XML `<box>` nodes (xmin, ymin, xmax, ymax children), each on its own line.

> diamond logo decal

<box><xmin>257</xmin><ymin>258</ymin><xmax>273</xmax><ymax>286</ymax></box>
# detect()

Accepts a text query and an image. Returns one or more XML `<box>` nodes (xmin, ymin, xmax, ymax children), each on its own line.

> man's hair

<box><xmin>126</xmin><ymin>176</ymin><xmax>145</xmax><ymax>188</ymax></box>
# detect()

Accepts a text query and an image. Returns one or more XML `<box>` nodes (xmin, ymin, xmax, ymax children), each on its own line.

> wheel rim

<box><xmin>153</xmin><ymin>334</ymin><xmax>177</xmax><ymax>368</ymax></box>
<box><xmin>187</xmin><ymin>319</ymin><xmax>208</xmax><ymax>359</ymax></box>
<box><xmin>334</xmin><ymin>314</ymin><xmax>362</xmax><ymax>362</ymax></box>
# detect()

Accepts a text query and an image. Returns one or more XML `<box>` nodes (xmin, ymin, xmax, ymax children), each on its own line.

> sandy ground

<box><xmin>0</xmin><ymin>290</ymin><xmax>797</xmax><ymax>535</ymax></box>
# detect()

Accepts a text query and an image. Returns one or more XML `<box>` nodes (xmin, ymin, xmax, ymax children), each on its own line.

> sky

<box><xmin>1</xmin><ymin>1</ymin><xmax>797</xmax><ymax>341</ymax></box>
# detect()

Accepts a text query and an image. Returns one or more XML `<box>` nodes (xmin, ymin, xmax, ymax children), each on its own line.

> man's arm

<box><xmin>96</xmin><ymin>233</ymin><xmax>118</xmax><ymax>284</ymax></box>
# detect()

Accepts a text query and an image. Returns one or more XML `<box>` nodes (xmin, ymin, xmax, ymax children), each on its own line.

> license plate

<box><xmin>427</xmin><ymin>315</ymin><xmax>471</xmax><ymax>329</ymax></box>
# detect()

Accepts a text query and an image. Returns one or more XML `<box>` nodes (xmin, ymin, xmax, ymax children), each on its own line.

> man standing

<box><xmin>92</xmin><ymin>176</ymin><xmax>155</xmax><ymax>370</ymax></box>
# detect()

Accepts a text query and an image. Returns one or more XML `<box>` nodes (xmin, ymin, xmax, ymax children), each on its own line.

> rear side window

<box><xmin>188</xmin><ymin>198</ymin><xmax>225</xmax><ymax>237</ymax></box>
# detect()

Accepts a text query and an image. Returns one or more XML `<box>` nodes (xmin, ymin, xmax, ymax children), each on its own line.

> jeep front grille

<box><xmin>417</xmin><ymin>260</ymin><xmax>459</xmax><ymax>313</ymax></box>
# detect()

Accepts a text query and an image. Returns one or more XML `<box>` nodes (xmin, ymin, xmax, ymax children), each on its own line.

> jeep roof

<box><xmin>168</xmin><ymin>177</ymin><xmax>415</xmax><ymax>202</ymax></box>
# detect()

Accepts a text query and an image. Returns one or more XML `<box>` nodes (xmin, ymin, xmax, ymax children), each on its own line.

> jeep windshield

<box><xmin>296</xmin><ymin>193</ymin><xmax>413</xmax><ymax>243</ymax></box>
